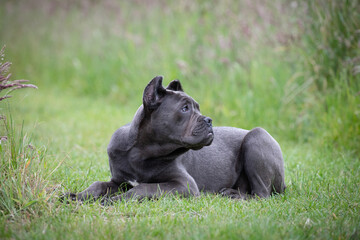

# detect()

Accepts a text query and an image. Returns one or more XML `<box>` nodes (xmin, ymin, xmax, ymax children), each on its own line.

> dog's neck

<box><xmin>128</xmin><ymin>105</ymin><xmax>189</xmax><ymax>160</ymax></box>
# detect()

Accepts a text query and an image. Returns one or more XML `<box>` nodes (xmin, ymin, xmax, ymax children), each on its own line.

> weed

<box><xmin>0</xmin><ymin>112</ymin><xmax>60</xmax><ymax>219</ymax></box>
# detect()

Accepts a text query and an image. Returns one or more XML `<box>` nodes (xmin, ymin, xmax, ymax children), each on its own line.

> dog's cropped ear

<box><xmin>166</xmin><ymin>79</ymin><xmax>183</xmax><ymax>92</ymax></box>
<box><xmin>143</xmin><ymin>76</ymin><xmax>166</xmax><ymax>111</ymax></box>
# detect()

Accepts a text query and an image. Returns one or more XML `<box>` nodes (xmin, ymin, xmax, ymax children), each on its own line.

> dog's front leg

<box><xmin>62</xmin><ymin>180</ymin><xmax>128</xmax><ymax>202</ymax></box>
<box><xmin>107</xmin><ymin>178</ymin><xmax>199</xmax><ymax>203</ymax></box>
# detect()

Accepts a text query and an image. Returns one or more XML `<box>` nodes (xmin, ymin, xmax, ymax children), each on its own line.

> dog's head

<box><xmin>142</xmin><ymin>76</ymin><xmax>213</xmax><ymax>150</ymax></box>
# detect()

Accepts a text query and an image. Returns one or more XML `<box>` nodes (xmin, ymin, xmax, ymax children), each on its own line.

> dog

<box><xmin>64</xmin><ymin>76</ymin><xmax>285</xmax><ymax>202</ymax></box>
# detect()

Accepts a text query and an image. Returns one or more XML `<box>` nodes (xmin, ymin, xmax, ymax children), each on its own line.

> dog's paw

<box><xmin>219</xmin><ymin>188</ymin><xmax>246</xmax><ymax>200</ymax></box>
<box><xmin>59</xmin><ymin>192</ymin><xmax>78</xmax><ymax>203</ymax></box>
<box><xmin>100</xmin><ymin>197</ymin><xmax>115</xmax><ymax>207</ymax></box>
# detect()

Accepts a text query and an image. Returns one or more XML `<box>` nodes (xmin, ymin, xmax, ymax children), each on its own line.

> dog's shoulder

<box><xmin>107</xmin><ymin>105</ymin><xmax>145</xmax><ymax>154</ymax></box>
<box><xmin>107</xmin><ymin>124</ymin><xmax>133</xmax><ymax>154</ymax></box>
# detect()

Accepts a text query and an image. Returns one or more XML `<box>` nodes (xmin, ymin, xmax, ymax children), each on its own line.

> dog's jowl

<box><xmin>64</xmin><ymin>76</ymin><xmax>285</xmax><ymax>202</ymax></box>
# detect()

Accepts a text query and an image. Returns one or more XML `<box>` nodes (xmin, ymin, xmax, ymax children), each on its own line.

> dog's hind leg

<box><xmin>219</xmin><ymin>167</ymin><xmax>251</xmax><ymax>199</ymax></box>
<box><xmin>239</xmin><ymin>127</ymin><xmax>285</xmax><ymax>198</ymax></box>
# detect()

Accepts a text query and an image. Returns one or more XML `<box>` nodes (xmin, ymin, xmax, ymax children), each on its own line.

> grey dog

<box><xmin>64</xmin><ymin>76</ymin><xmax>285</xmax><ymax>202</ymax></box>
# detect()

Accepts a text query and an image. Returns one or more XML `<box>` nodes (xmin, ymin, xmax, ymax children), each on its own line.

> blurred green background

<box><xmin>1</xmin><ymin>0</ymin><xmax>360</xmax><ymax>239</ymax></box>
<box><xmin>1</xmin><ymin>0</ymin><xmax>358</xmax><ymax>147</ymax></box>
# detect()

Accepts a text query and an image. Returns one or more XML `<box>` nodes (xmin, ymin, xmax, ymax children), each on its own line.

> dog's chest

<box><xmin>128</xmin><ymin>180</ymin><xmax>140</xmax><ymax>187</ymax></box>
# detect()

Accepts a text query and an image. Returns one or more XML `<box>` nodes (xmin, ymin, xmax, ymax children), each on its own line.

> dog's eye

<box><xmin>181</xmin><ymin>105</ymin><xmax>189</xmax><ymax>112</ymax></box>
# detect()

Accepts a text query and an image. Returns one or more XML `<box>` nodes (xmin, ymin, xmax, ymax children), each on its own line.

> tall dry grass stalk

<box><xmin>0</xmin><ymin>46</ymin><xmax>57</xmax><ymax>219</ymax></box>
<box><xmin>0</xmin><ymin>45</ymin><xmax>37</xmax><ymax>101</ymax></box>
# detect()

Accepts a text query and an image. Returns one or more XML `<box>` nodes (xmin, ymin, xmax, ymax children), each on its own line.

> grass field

<box><xmin>1</xmin><ymin>0</ymin><xmax>360</xmax><ymax>239</ymax></box>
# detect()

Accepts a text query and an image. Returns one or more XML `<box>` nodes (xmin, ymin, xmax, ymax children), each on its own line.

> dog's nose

<box><xmin>204</xmin><ymin>117</ymin><xmax>212</xmax><ymax>127</ymax></box>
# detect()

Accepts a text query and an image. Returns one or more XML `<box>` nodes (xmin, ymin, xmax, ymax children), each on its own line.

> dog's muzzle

<box><xmin>192</xmin><ymin>116</ymin><xmax>213</xmax><ymax>136</ymax></box>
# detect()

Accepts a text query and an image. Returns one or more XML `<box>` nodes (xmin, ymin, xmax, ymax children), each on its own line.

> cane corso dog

<box><xmin>64</xmin><ymin>76</ymin><xmax>285</xmax><ymax>202</ymax></box>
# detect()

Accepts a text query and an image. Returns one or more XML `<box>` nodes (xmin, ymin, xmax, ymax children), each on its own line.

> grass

<box><xmin>1</xmin><ymin>0</ymin><xmax>359</xmax><ymax>239</ymax></box>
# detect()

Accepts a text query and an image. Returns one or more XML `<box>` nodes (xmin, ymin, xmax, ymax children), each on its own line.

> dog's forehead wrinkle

<box><xmin>167</xmin><ymin>91</ymin><xmax>198</xmax><ymax>106</ymax></box>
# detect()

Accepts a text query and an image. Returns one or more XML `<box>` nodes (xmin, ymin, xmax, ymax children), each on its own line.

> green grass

<box><xmin>1</xmin><ymin>0</ymin><xmax>359</xmax><ymax>239</ymax></box>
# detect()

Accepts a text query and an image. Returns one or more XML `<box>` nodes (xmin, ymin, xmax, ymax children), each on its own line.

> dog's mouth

<box><xmin>180</xmin><ymin>116</ymin><xmax>213</xmax><ymax>150</ymax></box>
<box><xmin>204</xmin><ymin>128</ymin><xmax>214</xmax><ymax>140</ymax></box>
<box><xmin>205</xmin><ymin>130</ymin><xmax>214</xmax><ymax>143</ymax></box>
<box><xmin>186</xmin><ymin>125</ymin><xmax>213</xmax><ymax>150</ymax></box>
<box><xmin>192</xmin><ymin>125</ymin><xmax>207</xmax><ymax>136</ymax></box>
<box><xmin>181</xmin><ymin>128</ymin><xmax>213</xmax><ymax>149</ymax></box>
<box><xmin>192</xmin><ymin>119</ymin><xmax>213</xmax><ymax>137</ymax></box>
